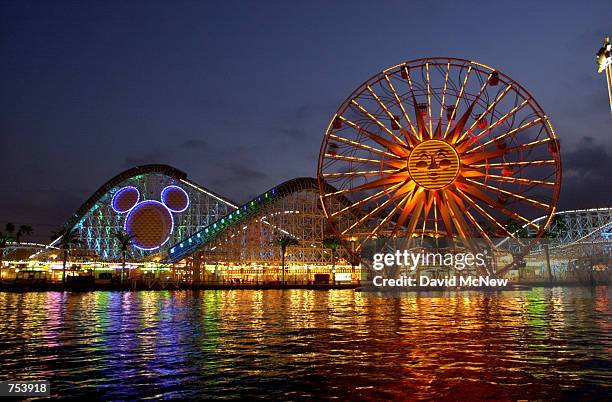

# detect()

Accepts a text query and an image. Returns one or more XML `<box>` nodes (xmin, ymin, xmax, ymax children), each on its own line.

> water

<box><xmin>0</xmin><ymin>288</ymin><xmax>609</xmax><ymax>400</ymax></box>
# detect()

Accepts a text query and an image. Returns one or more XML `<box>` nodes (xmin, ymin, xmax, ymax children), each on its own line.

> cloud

<box><xmin>559</xmin><ymin>142</ymin><xmax>612</xmax><ymax>209</ymax></box>
<box><xmin>180</xmin><ymin>139</ymin><xmax>208</xmax><ymax>150</ymax></box>
<box><xmin>564</xmin><ymin>144</ymin><xmax>611</xmax><ymax>176</ymax></box>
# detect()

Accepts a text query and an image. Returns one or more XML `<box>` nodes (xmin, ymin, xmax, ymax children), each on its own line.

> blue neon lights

<box><xmin>111</xmin><ymin>184</ymin><xmax>190</xmax><ymax>252</ymax></box>
<box><xmin>161</xmin><ymin>185</ymin><xmax>190</xmax><ymax>213</ymax></box>
<box><xmin>111</xmin><ymin>186</ymin><xmax>140</xmax><ymax>213</ymax></box>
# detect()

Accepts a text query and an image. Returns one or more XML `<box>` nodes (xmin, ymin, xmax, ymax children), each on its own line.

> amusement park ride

<box><xmin>318</xmin><ymin>57</ymin><xmax>562</xmax><ymax>257</ymax></box>
<box><xmin>597</xmin><ymin>36</ymin><xmax>612</xmax><ymax>113</ymax></box>
<box><xmin>5</xmin><ymin>55</ymin><xmax>611</xmax><ymax>284</ymax></box>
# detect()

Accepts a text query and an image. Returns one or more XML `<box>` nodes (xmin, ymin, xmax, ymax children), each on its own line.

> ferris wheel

<box><xmin>317</xmin><ymin>57</ymin><xmax>562</xmax><ymax>254</ymax></box>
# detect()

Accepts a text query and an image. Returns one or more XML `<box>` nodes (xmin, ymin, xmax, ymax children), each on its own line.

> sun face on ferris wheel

<box><xmin>408</xmin><ymin>140</ymin><xmax>460</xmax><ymax>189</ymax></box>
<box><xmin>318</xmin><ymin>58</ymin><xmax>562</xmax><ymax>253</ymax></box>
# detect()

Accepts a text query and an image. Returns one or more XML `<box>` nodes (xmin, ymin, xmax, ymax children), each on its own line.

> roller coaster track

<box><xmin>167</xmin><ymin>177</ymin><xmax>340</xmax><ymax>262</ymax></box>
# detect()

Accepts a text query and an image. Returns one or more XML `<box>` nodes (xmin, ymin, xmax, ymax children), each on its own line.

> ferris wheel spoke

<box><xmin>330</xmin><ymin>182</ymin><xmax>404</xmax><ymax>218</ymax></box>
<box><xmin>354</xmin><ymin>202</ymin><xmax>403</xmax><ymax>253</ymax></box>
<box><xmin>323</xmin><ymin>153</ymin><xmax>404</xmax><ymax>169</ymax></box>
<box><xmin>453</xmin><ymin>187</ymin><xmax>516</xmax><ymax>238</ymax></box>
<box><xmin>468</xmin><ymin>160</ymin><xmax>556</xmax><ymax>169</ymax></box>
<box><xmin>399</xmin><ymin>128</ymin><xmax>419</xmax><ymax>147</ymax></box>
<box><xmin>411</xmin><ymin>92</ymin><xmax>429</xmax><ymax>140</ymax></box>
<box><xmin>371</xmin><ymin>180</ymin><xmax>417</xmax><ymax>235</ymax></box>
<box><xmin>432</xmin><ymin>118</ymin><xmax>443</xmax><ymax>139</ymax></box>
<box><xmin>364</xmin><ymin>86</ymin><xmax>409</xmax><ymax>146</ymax></box>
<box><xmin>380</xmin><ymin>159</ymin><xmax>407</xmax><ymax>169</ymax></box>
<box><xmin>339</xmin><ymin>116</ymin><xmax>409</xmax><ymax>157</ymax></box>
<box><xmin>447</xmin><ymin>73</ymin><xmax>491</xmax><ymax>143</ymax></box>
<box><xmin>486</xmin><ymin>98</ymin><xmax>530</xmax><ymax>131</ymax></box>
<box><xmin>464</xmin><ymin>178</ymin><xmax>550</xmax><ymax>210</ymax></box>
<box><xmin>419</xmin><ymin>191</ymin><xmax>437</xmax><ymax>237</ymax></box>
<box><xmin>403</xmin><ymin>66</ymin><xmax>429</xmax><ymax>140</ymax></box>
<box><xmin>442</xmin><ymin>190</ymin><xmax>472</xmax><ymax>238</ymax></box>
<box><xmin>321</xmin><ymin>175</ymin><xmax>405</xmax><ymax>198</ymax></box>
<box><xmin>321</xmin><ymin>187</ymin><xmax>354</xmax><ymax>198</ymax></box>
<box><xmin>328</xmin><ymin>134</ymin><xmax>396</xmax><ymax>159</ymax></box>
<box><xmin>443</xmin><ymin>65</ymin><xmax>473</xmax><ymax>138</ymax></box>
<box><xmin>388</xmin><ymin>187</ymin><xmax>424</xmax><ymax>238</ymax></box>
<box><xmin>462</xmin><ymin>137</ymin><xmax>553</xmax><ymax>165</ymax></box>
<box><xmin>445</xmin><ymin>188</ymin><xmax>492</xmax><ymax>240</ymax></box>
<box><xmin>465</xmin><ymin>117</ymin><xmax>543</xmax><ymax>154</ymax></box>
<box><xmin>457</xmin><ymin>84</ymin><xmax>513</xmax><ymax>144</ymax></box>
<box><xmin>455</xmin><ymin>180</ymin><xmax>540</xmax><ymax>229</ymax></box>
<box><xmin>425</xmin><ymin>63</ymin><xmax>433</xmax><ymax>136</ymax></box>
<box><xmin>341</xmin><ymin>188</ymin><xmax>408</xmax><ymax>235</ymax></box>
<box><xmin>461</xmin><ymin>206</ymin><xmax>492</xmax><ymax>240</ymax></box>
<box><xmin>350</xmin><ymin>99</ymin><xmax>407</xmax><ymax>147</ymax></box>
<box><xmin>433</xmin><ymin>194</ymin><xmax>439</xmax><ymax>235</ymax></box>
<box><xmin>438</xmin><ymin>62</ymin><xmax>451</xmax><ymax>122</ymax></box>
<box><xmin>458</xmin><ymin>99</ymin><xmax>530</xmax><ymax>152</ymax></box>
<box><xmin>383</xmin><ymin>75</ymin><xmax>417</xmax><ymax>141</ymax></box>
<box><xmin>346</xmin><ymin>173</ymin><xmax>411</xmax><ymax>193</ymax></box>
<box><xmin>460</xmin><ymin>166</ymin><xmax>488</xmax><ymax>178</ymax></box>
<box><xmin>483</xmin><ymin>175</ymin><xmax>556</xmax><ymax>187</ymax></box>
<box><xmin>361</xmin><ymin>192</ymin><xmax>414</xmax><ymax>248</ymax></box>
<box><xmin>446</xmin><ymin>99</ymin><xmax>477</xmax><ymax>144</ymax></box>
<box><xmin>403</xmin><ymin>191</ymin><xmax>426</xmax><ymax>238</ymax></box>
<box><xmin>432</xmin><ymin>192</ymin><xmax>452</xmax><ymax>237</ymax></box>
<box><xmin>461</xmin><ymin>149</ymin><xmax>507</xmax><ymax>165</ymax></box>
<box><xmin>322</xmin><ymin>168</ymin><xmax>402</xmax><ymax>178</ymax></box>
<box><xmin>504</xmin><ymin>137</ymin><xmax>552</xmax><ymax>153</ymax></box>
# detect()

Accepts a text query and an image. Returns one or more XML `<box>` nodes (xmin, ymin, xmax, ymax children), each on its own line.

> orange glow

<box><xmin>408</xmin><ymin>140</ymin><xmax>460</xmax><ymax>190</ymax></box>
<box><xmin>319</xmin><ymin>58</ymin><xmax>561</xmax><ymax>249</ymax></box>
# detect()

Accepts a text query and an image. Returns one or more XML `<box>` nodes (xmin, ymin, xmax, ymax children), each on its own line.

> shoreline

<box><xmin>0</xmin><ymin>282</ymin><xmax>361</xmax><ymax>292</ymax></box>
<box><xmin>0</xmin><ymin>281</ymin><xmax>606</xmax><ymax>292</ymax></box>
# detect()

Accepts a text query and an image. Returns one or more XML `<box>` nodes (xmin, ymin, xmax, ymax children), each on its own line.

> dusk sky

<box><xmin>1</xmin><ymin>0</ymin><xmax>611</xmax><ymax>241</ymax></box>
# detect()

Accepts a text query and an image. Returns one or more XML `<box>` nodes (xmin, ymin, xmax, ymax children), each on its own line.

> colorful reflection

<box><xmin>0</xmin><ymin>288</ymin><xmax>609</xmax><ymax>400</ymax></box>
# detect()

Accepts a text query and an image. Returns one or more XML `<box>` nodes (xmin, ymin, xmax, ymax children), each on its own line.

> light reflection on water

<box><xmin>0</xmin><ymin>288</ymin><xmax>609</xmax><ymax>400</ymax></box>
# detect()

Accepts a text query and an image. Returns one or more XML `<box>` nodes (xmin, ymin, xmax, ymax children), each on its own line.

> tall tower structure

<box><xmin>597</xmin><ymin>37</ymin><xmax>612</xmax><ymax>113</ymax></box>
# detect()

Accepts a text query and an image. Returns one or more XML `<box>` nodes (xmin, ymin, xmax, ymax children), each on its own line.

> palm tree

<box><xmin>506</xmin><ymin>219</ymin><xmax>529</xmax><ymax>238</ymax></box>
<box><xmin>17</xmin><ymin>225</ymin><xmax>33</xmax><ymax>241</ymax></box>
<box><xmin>51</xmin><ymin>228</ymin><xmax>84</xmax><ymax>287</ymax></box>
<box><xmin>323</xmin><ymin>237</ymin><xmax>341</xmax><ymax>283</ymax></box>
<box><xmin>274</xmin><ymin>235</ymin><xmax>298</xmax><ymax>284</ymax></box>
<box><xmin>112</xmin><ymin>231</ymin><xmax>136</xmax><ymax>285</ymax></box>
<box><xmin>0</xmin><ymin>223</ymin><xmax>33</xmax><ymax>281</ymax></box>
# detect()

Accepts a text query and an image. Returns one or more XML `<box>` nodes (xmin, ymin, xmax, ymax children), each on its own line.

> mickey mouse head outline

<box><xmin>111</xmin><ymin>185</ymin><xmax>189</xmax><ymax>251</ymax></box>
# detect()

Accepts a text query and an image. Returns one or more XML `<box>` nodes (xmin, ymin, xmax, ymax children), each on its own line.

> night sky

<box><xmin>1</xmin><ymin>1</ymin><xmax>611</xmax><ymax>242</ymax></box>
